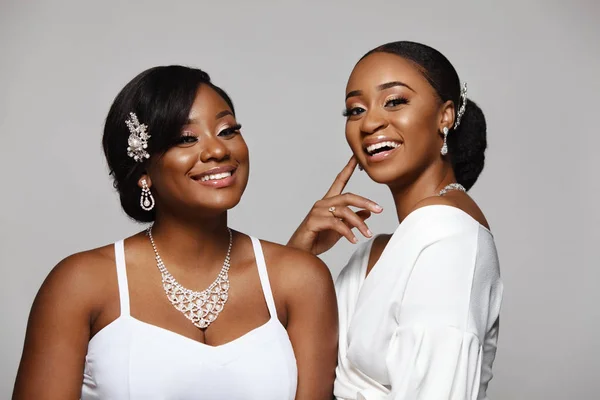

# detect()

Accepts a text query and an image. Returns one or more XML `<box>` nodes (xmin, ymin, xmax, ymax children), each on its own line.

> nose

<box><xmin>199</xmin><ymin>135</ymin><xmax>230</xmax><ymax>163</ymax></box>
<box><xmin>360</xmin><ymin>108</ymin><xmax>388</xmax><ymax>135</ymax></box>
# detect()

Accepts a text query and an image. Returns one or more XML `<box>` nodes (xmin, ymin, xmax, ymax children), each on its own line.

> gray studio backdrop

<box><xmin>1</xmin><ymin>0</ymin><xmax>598</xmax><ymax>398</ymax></box>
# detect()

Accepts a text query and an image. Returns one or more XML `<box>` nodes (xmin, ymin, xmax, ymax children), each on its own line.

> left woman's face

<box><xmin>344</xmin><ymin>52</ymin><xmax>447</xmax><ymax>187</ymax></box>
<box><xmin>145</xmin><ymin>84</ymin><xmax>249</xmax><ymax>216</ymax></box>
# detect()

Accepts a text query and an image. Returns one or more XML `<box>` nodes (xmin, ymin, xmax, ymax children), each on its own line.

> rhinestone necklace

<box><xmin>438</xmin><ymin>182</ymin><xmax>466</xmax><ymax>196</ymax></box>
<box><xmin>146</xmin><ymin>226</ymin><xmax>232</xmax><ymax>329</ymax></box>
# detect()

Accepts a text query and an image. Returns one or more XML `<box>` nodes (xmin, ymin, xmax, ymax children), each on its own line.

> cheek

<box><xmin>345</xmin><ymin>123</ymin><xmax>362</xmax><ymax>154</ymax></box>
<box><xmin>232</xmin><ymin>137</ymin><xmax>249</xmax><ymax>162</ymax></box>
<box><xmin>147</xmin><ymin>150</ymin><xmax>196</xmax><ymax>198</ymax></box>
<box><xmin>161</xmin><ymin>148</ymin><xmax>198</xmax><ymax>172</ymax></box>
<box><xmin>393</xmin><ymin>107</ymin><xmax>423</xmax><ymax>133</ymax></box>
<box><xmin>394</xmin><ymin>108</ymin><xmax>437</xmax><ymax>150</ymax></box>
<box><xmin>153</xmin><ymin>148</ymin><xmax>197</xmax><ymax>184</ymax></box>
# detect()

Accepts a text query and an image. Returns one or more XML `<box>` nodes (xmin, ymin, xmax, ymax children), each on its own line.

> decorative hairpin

<box><xmin>125</xmin><ymin>112</ymin><xmax>151</xmax><ymax>162</ymax></box>
<box><xmin>453</xmin><ymin>82</ymin><xmax>468</xmax><ymax>130</ymax></box>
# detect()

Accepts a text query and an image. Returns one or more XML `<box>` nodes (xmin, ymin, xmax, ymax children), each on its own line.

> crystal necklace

<box><xmin>438</xmin><ymin>182</ymin><xmax>466</xmax><ymax>196</ymax></box>
<box><xmin>146</xmin><ymin>226</ymin><xmax>232</xmax><ymax>329</ymax></box>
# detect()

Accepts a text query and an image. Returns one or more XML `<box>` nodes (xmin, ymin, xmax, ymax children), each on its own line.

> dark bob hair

<box><xmin>102</xmin><ymin>65</ymin><xmax>234</xmax><ymax>222</ymax></box>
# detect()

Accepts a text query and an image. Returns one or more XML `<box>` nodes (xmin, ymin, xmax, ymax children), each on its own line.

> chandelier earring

<box><xmin>140</xmin><ymin>179</ymin><xmax>155</xmax><ymax>211</ymax></box>
<box><xmin>441</xmin><ymin>127</ymin><xmax>449</xmax><ymax>156</ymax></box>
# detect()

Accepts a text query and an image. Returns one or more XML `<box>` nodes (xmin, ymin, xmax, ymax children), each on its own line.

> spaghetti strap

<box><xmin>250</xmin><ymin>237</ymin><xmax>278</xmax><ymax>318</ymax></box>
<box><xmin>82</xmin><ymin>238</ymin><xmax>298</xmax><ymax>399</ymax></box>
<box><xmin>114</xmin><ymin>240</ymin><xmax>130</xmax><ymax>316</ymax></box>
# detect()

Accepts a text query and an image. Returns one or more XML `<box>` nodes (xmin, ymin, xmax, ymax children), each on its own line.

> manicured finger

<box><xmin>339</xmin><ymin>193</ymin><xmax>382</xmax><ymax>213</ymax></box>
<box><xmin>321</xmin><ymin>192</ymin><xmax>382</xmax><ymax>214</ymax></box>
<box><xmin>314</xmin><ymin>216</ymin><xmax>357</xmax><ymax>243</ymax></box>
<box><xmin>355</xmin><ymin>209</ymin><xmax>372</xmax><ymax>221</ymax></box>
<box><xmin>331</xmin><ymin>206</ymin><xmax>373</xmax><ymax>238</ymax></box>
<box><xmin>324</xmin><ymin>156</ymin><xmax>358</xmax><ymax>198</ymax></box>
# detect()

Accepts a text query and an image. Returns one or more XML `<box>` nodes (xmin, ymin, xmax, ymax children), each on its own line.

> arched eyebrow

<box><xmin>345</xmin><ymin>81</ymin><xmax>416</xmax><ymax>100</ymax></box>
<box><xmin>186</xmin><ymin>110</ymin><xmax>233</xmax><ymax>124</ymax></box>
<box><xmin>215</xmin><ymin>110</ymin><xmax>233</xmax><ymax>120</ymax></box>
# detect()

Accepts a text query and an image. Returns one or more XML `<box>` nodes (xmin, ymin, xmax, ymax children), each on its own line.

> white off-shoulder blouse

<box><xmin>334</xmin><ymin>205</ymin><xmax>503</xmax><ymax>400</ymax></box>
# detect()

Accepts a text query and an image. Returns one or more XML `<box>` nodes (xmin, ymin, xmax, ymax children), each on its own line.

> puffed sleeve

<box><xmin>382</xmin><ymin>229</ymin><xmax>502</xmax><ymax>399</ymax></box>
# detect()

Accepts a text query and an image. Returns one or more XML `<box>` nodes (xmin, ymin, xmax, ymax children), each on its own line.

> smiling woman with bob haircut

<box><xmin>13</xmin><ymin>65</ymin><xmax>338</xmax><ymax>400</ymax></box>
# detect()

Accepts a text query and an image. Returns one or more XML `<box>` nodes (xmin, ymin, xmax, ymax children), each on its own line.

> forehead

<box><xmin>188</xmin><ymin>84</ymin><xmax>231</xmax><ymax>119</ymax></box>
<box><xmin>346</xmin><ymin>52</ymin><xmax>432</xmax><ymax>95</ymax></box>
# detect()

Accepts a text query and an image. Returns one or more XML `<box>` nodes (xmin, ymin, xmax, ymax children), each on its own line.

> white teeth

<box><xmin>366</xmin><ymin>141</ymin><xmax>400</xmax><ymax>155</ymax></box>
<box><xmin>200</xmin><ymin>171</ymin><xmax>232</xmax><ymax>182</ymax></box>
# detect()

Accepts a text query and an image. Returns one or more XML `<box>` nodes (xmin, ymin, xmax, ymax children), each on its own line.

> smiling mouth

<box><xmin>197</xmin><ymin>171</ymin><xmax>233</xmax><ymax>182</ymax></box>
<box><xmin>365</xmin><ymin>141</ymin><xmax>400</xmax><ymax>156</ymax></box>
<box><xmin>191</xmin><ymin>166</ymin><xmax>238</xmax><ymax>186</ymax></box>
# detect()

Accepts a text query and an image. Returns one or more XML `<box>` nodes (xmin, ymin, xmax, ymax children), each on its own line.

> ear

<box><xmin>438</xmin><ymin>99</ymin><xmax>455</xmax><ymax>132</ymax></box>
<box><xmin>137</xmin><ymin>173</ymin><xmax>152</xmax><ymax>189</ymax></box>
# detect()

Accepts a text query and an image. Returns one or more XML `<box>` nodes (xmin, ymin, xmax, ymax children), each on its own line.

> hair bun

<box><xmin>448</xmin><ymin>99</ymin><xmax>487</xmax><ymax>190</ymax></box>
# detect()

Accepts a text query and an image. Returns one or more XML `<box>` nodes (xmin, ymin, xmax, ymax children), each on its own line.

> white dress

<box><xmin>334</xmin><ymin>205</ymin><xmax>503</xmax><ymax>400</ymax></box>
<box><xmin>81</xmin><ymin>237</ymin><xmax>297</xmax><ymax>400</ymax></box>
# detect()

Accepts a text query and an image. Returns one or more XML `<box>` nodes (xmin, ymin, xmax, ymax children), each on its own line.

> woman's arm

<box><xmin>385</xmin><ymin>228</ymin><xmax>502</xmax><ymax>399</ymax></box>
<box><xmin>13</xmin><ymin>253</ymin><xmax>103</xmax><ymax>400</ymax></box>
<box><xmin>288</xmin><ymin>156</ymin><xmax>382</xmax><ymax>255</ymax></box>
<box><xmin>272</xmin><ymin>247</ymin><xmax>339</xmax><ymax>399</ymax></box>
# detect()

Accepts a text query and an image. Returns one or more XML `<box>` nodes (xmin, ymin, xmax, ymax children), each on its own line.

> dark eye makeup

<box><xmin>176</xmin><ymin>133</ymin><xmax>198</xmax><ymax>145</ymax></box>
<box><xmin>218</xmin><ymin>123</ymin><xmax>242</xmax><ymax>137</ymax></box>
<box><xmin>343</xmin><ymin>96</ymin><xmax>409</xmax><ymax>118</ymax></box>
<box><xmin>175</xmin><ymin>123</ymin><xmax>242</xmax><ymax>145</ymax></box>
<box><xmin>384</xmin><ymin>96</ymin><xmax>409</xmax><ymax>108</ymax></box>
<box><xmin>342</xmin><ymin>107</ymin><xmax>365</xmax><ymax>117</ymax></box>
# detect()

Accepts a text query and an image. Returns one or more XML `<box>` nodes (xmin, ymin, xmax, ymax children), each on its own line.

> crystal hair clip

<box><xmin>125</xmin><ymin>112</ymin><xmax>151</xmax><ymax>162</ymax></box>
<box><xmin>453</xmin><ymin>82</ymin><xmax>468</xmax><ymax>130</ymax></box>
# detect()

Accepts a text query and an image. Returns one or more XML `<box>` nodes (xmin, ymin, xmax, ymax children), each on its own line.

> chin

<box><xmin>199</xmin><ymin>191</ymin><xmax>245</xmax><ymax>212</ymax></box>
<box><xmin>360</xmin><ymin>158</ymin><xmax>404</xmax><ymax>184</ymax></box>
<box><xmin>365</xmin><ymin>169</ymin><xmax>402</xmax><ymax>185</ymax></box>
<box><xmin>189</xmin><ymin>170</ymin><xmax>248</xmax><ymax>211</ymax></box>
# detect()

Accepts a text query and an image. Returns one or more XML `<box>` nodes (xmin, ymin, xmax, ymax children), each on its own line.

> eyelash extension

<box><xmin>342</xmin><ymin>108</ymin><xmax>364</xmax><ymax>117</ymax></box>
<box><xmin>219</xmin><ymin>123</ymin><xmax>242</xmax><ymax>136</ymax></box>
<box><xmin>176</xmin><ymin>132</ymin><xmax>198</xmax><ymax>144</ymax></box>
<box><xmin>342</xmin><ymin>97</ymin><xmax>408</xmax><ymax>117</ymax></box>
<box><xmin>385</xmin><ymin>96</ymin><xmax>409</xmax><ymax>106</ymax></box>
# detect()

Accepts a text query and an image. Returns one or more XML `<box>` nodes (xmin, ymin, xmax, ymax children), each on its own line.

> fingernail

<box><xmin>352</xmin><ymin>237</ymin><xmax>358</xmax><ymax>243</ymax></box>
<box><xmin>367</xmin><ymin>230</ymin><xmax>373</xmax><ymax>237</ymax></box>
<box><xmin>373</xmin><ymin>204</ymin><xmax>383</xmax><ymax>212</ymax></box>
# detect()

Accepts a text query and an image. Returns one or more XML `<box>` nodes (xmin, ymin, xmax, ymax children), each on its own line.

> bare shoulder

<box><xmin>47</xmin><ymin>245</ymin><xmax>115</xmax><ymax>287</ymax></box>
<box><xmin>258</xmin><ymin>239</ymin><xmax>334</xmax><ymax>293</ymax></box>
<box><xmin>257</xmin><ymin>239</ymin><xmax>337</xmax><ymax>332</ymax></box>
<box><xmin>14</xmin><ymin>244</ymin><xmax>119</xmax><ymax>398</ymax></box>
<box><xmin>414</xmin><ymin>192</ymin><xmax>491</xmax><ymax>230</ymax></box>
<box><xmin>36</xmin><ymin>244</ymin><xmax>117</xmax><ymax>311</ymax></box>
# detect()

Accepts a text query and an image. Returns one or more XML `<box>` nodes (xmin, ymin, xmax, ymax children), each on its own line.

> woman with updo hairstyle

<box><xmin>14</xmin><ymin>65</ymin><xmax>338</xmax><ymax>400</ymax></box>
<box><xmin>289</xmin><ymin>41</ymin><xmax>503</xmax><ymax>399</ymax></box>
